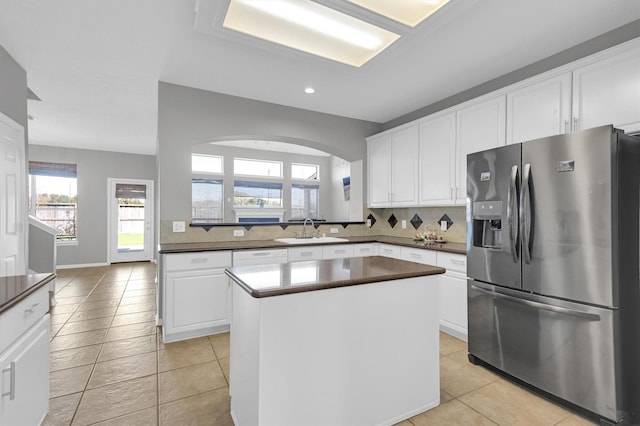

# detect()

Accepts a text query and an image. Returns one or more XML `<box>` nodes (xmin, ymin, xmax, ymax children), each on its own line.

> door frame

<box><xmin>107</xmin><ymin>178</ymin><xmax>154</xmax><ymax>264</ymax></box>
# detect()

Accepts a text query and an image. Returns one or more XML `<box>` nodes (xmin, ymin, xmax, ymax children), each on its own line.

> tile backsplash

<box><xmin>160</xmin><ymin>206</ymin><xmax>466</xmax><ymax>244</ymax></box>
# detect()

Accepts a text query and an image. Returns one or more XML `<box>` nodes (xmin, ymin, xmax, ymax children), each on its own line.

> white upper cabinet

<box><xmin>506</xmin><ymin>72</ymin><xmax>572</xmax><ymax>144</ymax></box>
<box><xmin>367</xmin><ymin>134</ymin><xmax>392</xmax><ymax>207</ymax></box>
<box><xmin>572</xmin><ymin>43</ymin><xmax>640</xmax><ymax>134</ymax></box>
<box><xmin>367</xmin><ymin>125</ymin><xmax>419</xmax><ymax>207</ymax></box>
<box><xmin>455</xmin><ymin>95</ymin><xmax>506</xmax><ymax>205</ymax></box>
<box><xmin>419</xmin><ymin>112</ymin><xmax>456</xmax><ymax>205</ymax></box>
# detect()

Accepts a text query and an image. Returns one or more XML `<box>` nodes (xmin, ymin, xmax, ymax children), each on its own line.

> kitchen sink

<box><xmin>274</xmin><ymin>237</ymin><xmax>349</xmax><ymax>244</ymax></box>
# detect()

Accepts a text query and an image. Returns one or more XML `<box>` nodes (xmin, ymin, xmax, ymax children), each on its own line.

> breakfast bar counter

<box><xmin>226</xmin><ymin>256</ymin><xmax>444</xmax><ymax>426</ymax></box>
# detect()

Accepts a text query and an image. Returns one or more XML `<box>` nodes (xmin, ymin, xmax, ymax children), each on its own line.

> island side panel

<box><xmin>256</xmin><ymin>276</ymin><xmax>440</xmax><ymax>426</ymax></box>
<box><xmin>230</xmin><ymin>284</ymin><xmax>262</xmax><ymax>426</ymax></box>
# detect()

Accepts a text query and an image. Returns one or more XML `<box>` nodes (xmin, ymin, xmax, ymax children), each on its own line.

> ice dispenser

<box><xmin>472</xmin><ymin>201</ymin><xmax>503</xmax><ymax>249</ymax></box>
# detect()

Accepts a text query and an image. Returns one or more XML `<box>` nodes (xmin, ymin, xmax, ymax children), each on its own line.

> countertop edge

<box><xmin>0</xmin><ymin>273</ymin><xmax>55</xmax><ymax>315</ymax></box>
<box><xmin>160</xmin><ymin>236</ymin><xmax>466</xmax><ymax>255</ymax></box>
<box><xmin>225</xmin><ymin>257</ymin><xmax>445</xmax><ymax>298</ymax></box>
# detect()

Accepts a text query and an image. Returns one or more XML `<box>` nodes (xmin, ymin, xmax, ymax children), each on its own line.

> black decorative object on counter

<box><xmin>388</xmin><ymin>214</ymin><xmax>398</xmax><ymax>229</ymax></box>
<box><xmin>438</xmin><ymin>214</ymin><xmax>453</xmax><ymax>230</ymax></box>
<box><xmin>410</xmin><ymin>214</ymin><xmax>423</xmax><ymax>230</ymax></box>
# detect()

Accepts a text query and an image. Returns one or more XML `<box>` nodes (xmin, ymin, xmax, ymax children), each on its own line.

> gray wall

<box><xmin>157</xmin><ymin>83</ymin><xmax>382</xmax><ymax>228</ymax></box>
<box><xmin>29</xmin><ymin>145</ymin><xmax>156</xmax><ymax>267</ymax></box>
<box><xmin>0</xmin><ymin>45</ymin><xmax>27</xmax><ymax>130</ymax></box>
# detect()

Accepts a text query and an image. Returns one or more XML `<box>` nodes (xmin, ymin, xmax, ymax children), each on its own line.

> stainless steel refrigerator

<box><xmin>466</xmin><ymin>125</ymin><xmax>640</xmax><ymax>425</ymax></box>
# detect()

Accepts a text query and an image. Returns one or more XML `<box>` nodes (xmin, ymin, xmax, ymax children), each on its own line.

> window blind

<box><xmin>29</xmin><ymin>161</ymin><xmax>77</xmax><ymax>178</ymax></box>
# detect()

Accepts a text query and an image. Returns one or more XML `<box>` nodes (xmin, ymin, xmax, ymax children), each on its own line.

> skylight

<box><xmin>223</xmin><ymin>0</ymin><xmax>400</xmax><ymax>67</ymax></box>
<box><xmin>346</xmin><ymin>0</ymin><xmax>451</xmax><ymax>28</ymax></box>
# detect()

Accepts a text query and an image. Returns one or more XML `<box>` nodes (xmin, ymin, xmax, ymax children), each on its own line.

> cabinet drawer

<box><xmin>377</xmin><ymin>244</ymin><xmax>401</xmax><ymax>259</ymax></box>
<box><xmin>400</xmin><ymin>247</ymin><xmax>437</xmax><ymax>265</ymax></box>
<box><xmin>353</xmin><ymin>244</ymin><xmax>375</xmax><ymax>256</ymax></box>
<box><xmin>437</xmin><ymin>252</ymin><xmax>467</xmax><ymax>274</ymax></box>
<box><xmin>0</xmin><ymin>285</ymin><xmax>49</xmax><ymax>353</ymax></box>
<box><xmin>288</xmin><ymin>246</ymin><xmax>323</xmax><ymax>261</ymax></box>
<box><xmin>322</xmin><ymin>245</ymin><xmax>354</xmax><ymax>260</ymax></box>
<box><xmin>164</xmin><ymin>251</ymin><xmax>232</xmax><ymax>272</ymax></box>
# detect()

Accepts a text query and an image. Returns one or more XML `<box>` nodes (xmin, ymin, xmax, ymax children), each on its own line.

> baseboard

<box><xmin>56</xmin><ymin>262</ymin><xmax>110</xmax><ymax>269</ymax></box>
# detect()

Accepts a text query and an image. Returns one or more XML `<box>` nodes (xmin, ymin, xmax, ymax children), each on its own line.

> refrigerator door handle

<box><xmin>521</xmin><ymin>163</ymin><xmax>533</xmax><ymax>264</ymax></box>
<box><xmin>470</xmin><ymin>284</ymin><xmax>601</xmax><ymax>321</ymax></box>
<box><xmin>508</xmin><ymin>165</ymin><xmax>520</xmax><ymax>263</ymax></box>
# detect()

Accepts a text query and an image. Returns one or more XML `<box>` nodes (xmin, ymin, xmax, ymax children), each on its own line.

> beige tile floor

<box><xmin>44</xmin><ymin>262</ymin><xmax>598</xmax><ymax>426</ymax></box>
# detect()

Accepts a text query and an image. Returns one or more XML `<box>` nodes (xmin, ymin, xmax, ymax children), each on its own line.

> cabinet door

<box><xmin>439</xmin><ymin>274</ymin><xmax>468</xmax><ymax>340</ymax></box>
<box><xmin>164</xmin><ymin>268</ymin><xmax>230</xmax><ymax>342</ymax></box>
<box><xmin>377</xmin><ymin>243</ymin><xmax>401</xmax><ymax>259</ymax></box>
<box><xmin>353</xmin><ymin>244</ymin><xmax>375</xmax><ymax>257</ymax></box>
<box><xmin>456</xmin><ymin>95</ymin><xmax>506</xmax><ymax>204</ymax></box>
<box><xmin>390</xmin><ymin>125</ymin><xmax>419</xmax><ymax>206</ymax></box>
<box><xmin>400</xmin><ymin>247</ymin><xmax>437</xmax><ymax>265</ymax></box>
<box><xmin>0</xmin><ymin>315</ymin><xmax>49</xmax><ymax>426</ymax></box>
<box><xmin>419</xmin><ymin>113</ymin><xmax>456</xmax><ymax>205</ymax></box>
<box><xmin>367</xmin><ymin>135</ymin><xmax>392</xmax><ymax>207</ymax></box>
<box><xmin>572</xmin><ymin>44</ymin><xmax>640</xmax><ymax>133</ymax></box>
<box><xmin>506</xmin><ymin>73</ymin><xmax>572</xmax><ymax>144</ymax></box>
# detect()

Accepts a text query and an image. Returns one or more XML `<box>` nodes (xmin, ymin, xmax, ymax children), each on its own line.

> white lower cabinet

<box><xmin>376</xmin><ymin>243</ymin><xmax>401</xmax><ymax>259</ymax></box>
<box><xmin>437</xmin><ymin>252</ymin><xmax>468</xmax><ymax>341</ymax></box>
<box><xmin>0</xmin><ymin>314</ymin><xmax>50</xmax><ymax>426</ymax></box>
<box><xmin>162</xmin><ymin>251</ymin><xmax>232</xmax><ymax>343</ymax></box>
<box><xmin>287</xmin><ymin>246</ymin><xmax>323</xmax><ymax>261</ymax></box>
<box><xmin>322</xmin><ymin>245</ymin><xmax>354</xmax><ymax>260</ymax></box>
<box><xmin>400</xmin><ymin>246</ymin><xmax>437</xmax><ymax>265</ymax></box>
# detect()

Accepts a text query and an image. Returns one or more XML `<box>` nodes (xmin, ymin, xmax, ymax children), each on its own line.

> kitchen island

<box><xmin>225</xmin><ymin>256</ymin><xmax>444</xmax><ymax>426</ymax></box>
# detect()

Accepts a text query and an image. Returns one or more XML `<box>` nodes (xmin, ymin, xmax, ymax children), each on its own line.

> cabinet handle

<box><xmin>2</xmin><ymin>362</ymin><xmax>16</xmax><ymax>400</ymax></box>
<box><xmin>301</xmin><ymin>252</ymin><xmax>313</xmax><ymax>257</ymax></box>
<box><xmin>450</xmin><ymin>259</ymin><xmax>466</xmax><ymax>266</ymax></box>
<box><xmin>25</xmin><ymin>302</ymin><xmax>43</xmax><ymax>314</ymax></box>
<box><xmin>410</xmin><ymin>253</ymin><xmax>421</xmax><ymax>258</ymax></box>
<box><xmin>190</xmin><ymin>258</ymin><xmax>209</xmax><ymax>264</ymax></box>
<box><xmin>251</xmin><ymin>252</ymin><xmax>270</xmax><ymax>257</ymax></box>
<box><xmin>564</xmin><ymin>120</ymin><xmax>569</xmax><ymax>133</ymax></box>
<box><xmin>335</xmin><ymin>250</ymin><xmax>346</xmax><ymax>254</ymax></box>
<box><xmin>573</xmin><ymin>117</ymin><xmax>579</xmax><ymax>131</ymax></box>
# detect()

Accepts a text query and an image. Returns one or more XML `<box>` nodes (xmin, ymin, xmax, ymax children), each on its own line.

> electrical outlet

<box><xmin>441</xmin><ymin>221</ymin><xmax>448</xmax><ymax>232</ymax></box>
<box><xmin>172</xmin><ymin>221</ymin><xmax>185</xmax><ymax>233</ymax></box>
<box><xmin>366</xmin><ymin>219</ymin><xmax>371</xmax><ymax>227</ymax></box>
<box><xmin>401</xmin><ymin>220</ymin><xmax>407</xmax><ymax>229</ymax></box>
<box><xmin>233</xmin><ymin>229</ymin><xmax>244</xmax><ymax>237</ymax></box>
<box><xmin>330</xmin><ymin>227</ymin><xmax>339</xmax><ymax>234</ymax></box>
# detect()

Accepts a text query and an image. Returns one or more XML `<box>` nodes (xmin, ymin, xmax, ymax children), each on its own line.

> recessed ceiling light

<box><xmin>346</xmin><ymin>0</ymin><xmax>450</xmax><ymax>28</ymax></box>
<box><xmin>223</xmin><ymin>0</ymin><xmax>400</xmax><ymax>67</ymax></box>
<box><xmin>304</xmin><ymin>87</ymin><xmax>316</xmax><ymax>94</ymax></box>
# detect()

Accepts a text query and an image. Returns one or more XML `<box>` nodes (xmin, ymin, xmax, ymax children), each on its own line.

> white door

<box><xmin>0</xmin><ymin>113</ymin><xmax>26</xmax><ymax>277</ymax></box>
<box><xmin>108</xmin><ymin>178</ymin><xmax>153</xmax><ymax>263</ymax></box>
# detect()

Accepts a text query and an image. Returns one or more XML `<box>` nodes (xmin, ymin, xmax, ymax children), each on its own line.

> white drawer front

<box><xmin>377</xmin><ymin>244</ymin><xmax>401</xmax><ymax>259</ymax></box>
<box><xmin>400</xmin><ymin>247</ymin><xmax>437</xmax><ymax>265</ymax></box>
<box><xmin>288</xmin><ymin>246</ymin><xmax>323</xmax><ymax>261</ymax></box>
<box><xmin>322</xmin><ymin>245</ymin><xmax>354</xmax><ymax>260</ymax></box>
<box><xmin>0</xmin><ymin>285</ymin><xmax>49</xmax><ymax>353</ymax></box>
<box><xmin>164</xmin><ymin>251</ymin><xmax>232</xmax><ymax>271</ymax></box>
<box><xmin>353</xmin><ymin>244</ymin><xmax>375</xmax><ymax>256</ymax></box>
<box><xmin>436</xmin><ymin>252</ymin><xmax>467</xmax><ymax>274</ymax></box>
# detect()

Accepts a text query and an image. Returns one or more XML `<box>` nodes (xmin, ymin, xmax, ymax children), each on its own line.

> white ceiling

<box><xmin>0</xmin><ymin>0</ymin><xmax>638</xmax><ymax>155</ymax></box>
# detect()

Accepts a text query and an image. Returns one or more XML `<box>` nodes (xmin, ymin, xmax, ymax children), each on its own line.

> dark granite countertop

<box><xmin>225</xmin><ymin>256</ymin><xmax>445</xmax><ymax>298</ymax></box>
<box><xmin>160</xmin><ymin>235</ymin><xmax>466</xmax><ymax>255</ymax></box>
<box><xmin>0</xmin><ymin>273</ymin><xmax>55</xmax><ymax>314</ymax></box>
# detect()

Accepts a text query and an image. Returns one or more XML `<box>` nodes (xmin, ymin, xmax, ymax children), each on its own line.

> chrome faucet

<box><xmin>302</xmin><ymin>217</ymin><xmax>315</xmax><ymax>239</ymax></box>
